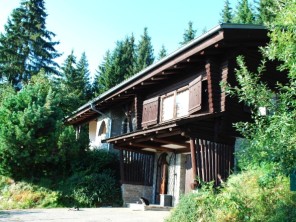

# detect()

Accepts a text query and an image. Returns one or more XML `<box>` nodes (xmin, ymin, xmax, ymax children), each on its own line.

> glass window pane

<box><xmin>176</xmin><ymin>90</ymin><xmax>189</xmax><ymax>117</ymax></box>
<box><xmin>162</xmin><ymin>95</ymin><xmax>174</xmax><ymax>121</ymax></box>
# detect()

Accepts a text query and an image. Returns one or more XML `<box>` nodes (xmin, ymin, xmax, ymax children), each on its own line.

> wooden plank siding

<box><xmin>134</xmin><ymin>95</ymin><xmax>143</xmax><ymax>130</ymax></box>
<box><xmin>193</xmin><ymin>139</ymin><xmax>234</xmax><ymax>186</ymax></box>
<box><xmin>206</xmin><ymin>60</ymin><xmax>221</xmax><ymax>113</ymax></box>
<box><xmin>119</xmin><ymin>149</ymin><xmax>154</xmax><ymax>186</ymax></box>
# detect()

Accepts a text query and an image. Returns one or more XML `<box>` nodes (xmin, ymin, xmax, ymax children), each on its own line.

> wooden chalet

<box><xmin>65</xmin><ymin>24</ymin><xmax>279</xmax><ymax>206</ymax></box>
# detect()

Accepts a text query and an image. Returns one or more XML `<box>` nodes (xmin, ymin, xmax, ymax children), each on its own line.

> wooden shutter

<box><xmin>142</xmin><ymin>97</ymin><xmax>159</xmax><ymax>127</ymax></box>
<box><xmin>188</xmin><ymin>75</ymin><xmax>202</xmax><ymax>114</ymax></box>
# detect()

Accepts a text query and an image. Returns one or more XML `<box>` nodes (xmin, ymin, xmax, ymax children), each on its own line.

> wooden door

<box><xmin>155</xmin><ymin>153</ymin><xmax>169</xmax><ymax>204</ymax></box>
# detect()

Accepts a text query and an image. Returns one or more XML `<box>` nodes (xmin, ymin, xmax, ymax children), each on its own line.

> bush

<box><xmin>58</xmin><ymin>149</ymin><xmax>122</xmax><ymax>207</ymax></box>
<box><xmin>0</xmin><ymin>176</ymin><xmax>61</xmax><ymax>209</ymax></box>
<box><xmin>71</xmin><ymin>172</ymin><xmax>122</xmax><ymax>207</ymax></box>
<box><xmin>166</xmin><ymin>166</ymin><xmax>296</xmax><ymax>222</ymax></box>
<box><xmin>0</xmin><ymin>149</ymin><xmax>123</xmax><ymax>209</ymax></box>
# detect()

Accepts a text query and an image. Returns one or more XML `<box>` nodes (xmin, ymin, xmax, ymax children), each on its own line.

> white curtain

<box><xmin>176</xmin><ymin>90</ymin><xmax>189</xmax><ymax>117</ymax></box>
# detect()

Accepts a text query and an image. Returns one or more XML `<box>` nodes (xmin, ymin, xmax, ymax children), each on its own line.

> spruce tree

<box><xmin>0</xmin><ymin>0</ymin><xmax>60</xmax><ymax>88</ymax></box>
<box><xmin>220</xmin><ymin>0</ymin><xmax>233</xmax><ymax>23</ymax></box>
<box><xmin>233</xmin><ymin>0</ymin><xmax>256</xmax><ymax>24</ymax></box>
<box><xmin>134</xmin><ymin>27</ymin><xmax>154</xmax><ymax>73</ymax></box>
<box><xmin>77</xmin><ymin>52</ymin><xmax>92</xmax><ymax>101</ymax></box>
<box><xmin>179</xmin><ymin>21</ymin><xmax>197</xmax><ymax>46</ymax></box>
<box><xmin>94</xmin><ymin>34</ymin><xmax>137</xmax><ymax>95</ymax></box>
<box><xmin>60</xmin><ymin>51</ymin><xmax>86</xmax><ymax>112</ymax></box>
<box><xmin>256</xmin><ymin>0</ymin><xmax>277</xmax><ymax>24</ymax></box>
<box><xmin>94</xmin><ymin>50</ymin><xmax>114</xmax><ymax>95</ymax></box>
<box><xmin>158</xmin><ymin>45</ymin><xmax>167</xmax><ymax>60</ymax></box>
<box><xmin>122</xmin><ymin>35</ymin><xmax>136</xmax><ymax>79</ymax></box>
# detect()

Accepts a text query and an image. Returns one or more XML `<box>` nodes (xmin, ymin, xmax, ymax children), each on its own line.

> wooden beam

<box><xmin>115</xmin><ymin>146</ymin><xmax>155</xmax><ymax>155</ymax></box>
<box><xmin>151</xmin><ymin>76</ymin><xmax>168</xmax><ymax>81</ymax></box>
<box><xmin>141</xmin><ymin>81</ymin><xmax>157</xmax><ymax>86</ymax></box>
<box><xmin>175</xmin><ymin>147</ymin><xmax>191</xmax><ymax>154</ymax></box>
<box><xmin>155</xmin><ymin>130</ymin><xmax>183</xmax><ymax>138</ymax></box>
<box><xmin>162</xmin><ymin>70</ymin><xmax>177</xmax><ymax>75</ymax></box>
<box><xmin>129</xmin><ymin>142</ymin><xmax>172</xmax><ymax>152</ymax></box>
<box><xmin>151</xmin><ymin>138</ymin><xmax>189</xmax><ymax>148</ymax></box>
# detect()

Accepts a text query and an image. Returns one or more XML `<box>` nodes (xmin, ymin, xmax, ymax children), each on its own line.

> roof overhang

<box><xmin>104</xmin><ymin>113</ymin><xmax>223</xmax><ymax>153</ymax></box>
<box><xmin>65</xmin><ymin>24</ymin><xmax>267</xmax><ymax>125</ymax></box>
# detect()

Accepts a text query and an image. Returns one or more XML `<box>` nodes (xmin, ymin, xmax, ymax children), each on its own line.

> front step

<box><xmin>127</xmin><ymin>203</ymin><xmax>173</xmax><ymax>211</ymax></box>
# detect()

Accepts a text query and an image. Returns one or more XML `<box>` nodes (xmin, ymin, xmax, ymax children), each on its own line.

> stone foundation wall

<box><xmin>121</xmin><ymin>184</ymin><xmax>153</xmax><ymax>206</ymax></box>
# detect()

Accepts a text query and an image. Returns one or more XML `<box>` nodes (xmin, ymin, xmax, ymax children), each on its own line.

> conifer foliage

<box><xmin>0</xmin><ymin>73</ymin><xmax>62</xmax><ymax>179</ymax></box>
<box><xmin>59</xmin><ymin>51</ymin><xmax>92</xmax><ymax>112</ymax></box>
<box><xmin>233</xmin><ymin>0</ymin><xmax>255</xmax><ymax>24</ymax></box>
<box><xmin>134</xmin><ymin>27</ymin><xmax>154</xmax><ymax>73</ymax></box>
<box><xmin>220</xmin><ymin>0</ymin><xmax>233</xmax><ymax>23</ymax></box>
<box><xmin>158</xmin><ymin>45</ymin><xmax>167</xmax><ymax>60</ymax></box>
<box><xmin>94</xmin><ymin>29</ymin><xmax>155</xmax><ymax>95</ymax></box>
<box><xmin>0</xmin><ymin>0</ymin><xmax>60</xmax><ymax>88</ymax></box>
<box><xmin>94</xmin><ymin>35</ymin><xmax>136</xmax><ymax>95</ymax></box>
<box><xmin>219</xmin><ymin>0</ymin><xmax>276</xmax><ymax>25</ymax></box>
<box><xmin>179</xmin><ymin>21</ymin><xmax>197</xmax><ymax>46</ymax></box>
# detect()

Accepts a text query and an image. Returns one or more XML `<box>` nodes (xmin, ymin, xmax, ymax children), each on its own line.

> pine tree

<box><xmin>256</xmin><ymin>0</ymin><xmax>277</xmax><ymax>24</ymax></box>
<box><xmin>77</xmin><ymin>52</ymin><xmax>92</xmax><ymax>101</ymax></box>
<box><xmin>122</xmin><ymin>35</ymin><xmax>136</xmax><ymax>79</ymax></box>
<box><xmin>233</xmin><ymin>0</ymin><xmax>256</xmax><ymax>24</ymax></box>
<box><xmin>179</xmin><ymin>21</ymin><xmax>197</xmax><ymax>46</ymax></box>
<box><xmin>220</xmin><ymin>0</ymin><xmax>233</xmax><ymax>23</ymax></box>
<box><xmin>0</xmin><ymin>0</ymin><xmax>60</xmax><ymax>88</ymax></box>
<box><xmin>94</xmin><ymin>50</ymin><xmax>114</xmax><ymax>95</ymax></box>
<box><xmin>158</xmin><ymin>45</ymin><xmax>167</xmax><ymax>60</ymax></box>
<box><xmin>94</xmin><ymin>34</ymin><xmax>138</xmax><ymax>95</ymax></box>
<box><xmin>0</xmin><ymin>73</ymin><xmax>62</xmax><ymax>179</ymax></box>
<box><xmin>134</xmin><ymin>27</ymin><xmax>154</xmax><ymax>73</ymax></box>
<box><xmin>60</xmin><ymin>51</ymin><xmax>87</xmax><ymax>112</ymax></box>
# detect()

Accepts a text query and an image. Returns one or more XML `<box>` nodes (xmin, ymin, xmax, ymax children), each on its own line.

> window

<box><xmin>160</xmin><ymin>75</ymin><xmax>202</xmax><ymax>122</ymax></box>
<box><xmin>161</xmin><ymin>88</ymin><xmax>189</xmax><ymax>121</ymax></box>
<box><xmin>176</xmin><ymin>89</ymin><xmax>189</xmax><ymax>117</ymax></box>
<box><xmin>98</xmin><ymin>121</ymin><xmax>107</xmax><ymax>136</ymax></box>
<box><xmin>141</xmin><ymin>75</ymin><xmax>202</xmax><ymax>126</ymax></box>
<box><xmin>161</xmin><ymin>94</ymin><xmax>174</xmax><ymax>121</ymax></box>
<box><xmin>122</xmin><ymin>118</ymin><xmax>129</xmax><ymax>134</ymax></box>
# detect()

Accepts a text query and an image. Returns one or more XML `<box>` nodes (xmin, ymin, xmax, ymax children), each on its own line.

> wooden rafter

<box><xmin>150</xmin><ymin>138</ymin><xmax>189</xmax><ymax>148</ymax></box>
<box><xmin>150</xmin><ymin>76</ymin><xmax>168</xmax><ymax>81</ymax></box>
<box><xmin>129</xmin><ymin>142</ymin><xmax>171</xmax><ymax>152</ymax></box>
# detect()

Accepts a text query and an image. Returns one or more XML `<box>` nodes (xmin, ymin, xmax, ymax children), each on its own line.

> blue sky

<box><xmin>0</xmin><ymin>0</ymin><xmax>237</xmax><ymax>75</ymax></box>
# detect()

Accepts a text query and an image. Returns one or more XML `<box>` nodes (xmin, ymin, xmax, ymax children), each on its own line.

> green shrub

<box><xmin>0</xmin><ymin>149</ymin><xmax>123</xmax><ymax>209</ymax></box>
<box><xmin>58</xmin><ymin>149</ymin><xmax>122</xmax><ymax>207</ymax></box>
<box><xmin>0</xmin><ymin>176</ymin><xmax>61</xmax><ymax>209</ymax></box>
<box><xmin>71</xmin><ymin>172</ymin><xmax>122</xmax><ymax>207</ymax></box>
<box><xmin>166</xmin><ymin>166</ymin><xmax>296</xmax><ymax>222</ymax></box>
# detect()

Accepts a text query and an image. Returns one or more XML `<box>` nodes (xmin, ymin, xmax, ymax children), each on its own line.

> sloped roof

<box><xmin>65</xmin><ymin>23</ymin><xmax>266</xmax><ymax>125</ymax></box>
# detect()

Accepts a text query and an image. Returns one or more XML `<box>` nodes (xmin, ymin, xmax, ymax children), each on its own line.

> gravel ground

<box><xmin>0</xmin><ymin>208</ymin><xmax>171</xmax><ymax>222</ymax></box>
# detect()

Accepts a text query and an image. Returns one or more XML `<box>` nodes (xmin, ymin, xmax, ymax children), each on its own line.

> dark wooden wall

<box><xmin>193</xmin><ymin>138</ymin><xmax>234</xmax><ymax>186</ymax></box>
<box><xmin>119</xmin><ymin>149</ymin><xmax>155</xmax><ymax>186</ymax></box>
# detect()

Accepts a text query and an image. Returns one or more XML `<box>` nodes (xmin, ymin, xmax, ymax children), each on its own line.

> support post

<box><xmin>189</xmin><ymin>138</ymin><xmax>198</xmax><ymax>189</ymax></box>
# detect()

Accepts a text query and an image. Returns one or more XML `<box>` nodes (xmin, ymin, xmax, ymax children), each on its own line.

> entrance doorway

<box><xmin>155</xmin><ymin>153</ymin><xmax>168</xmax><ymax>204</ymax></box>
<box><xmin>185</xmin><ymin>154</ymin><xmax>193</xmax><ymax>194</ymax></box>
